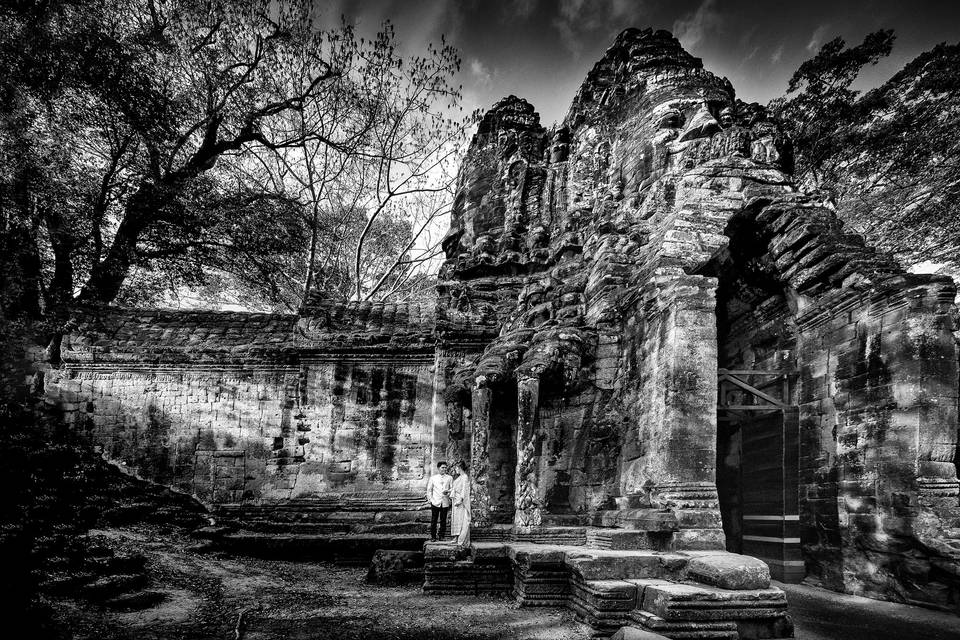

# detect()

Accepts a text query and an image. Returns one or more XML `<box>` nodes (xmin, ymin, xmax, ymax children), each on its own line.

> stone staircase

<box><xmin>423</xmin><ymin>537</ymin><xmax>793</xmax><ymax>639</ymax></box>
<box><xmin>41</xmin><ymin>533</ymin><xmax>166</xmax><ymax>611</ymax></box>
<box><xmin>206</xmin><ymin>495</ymin><xmax>432</xmax><ymax>565</ymax></box>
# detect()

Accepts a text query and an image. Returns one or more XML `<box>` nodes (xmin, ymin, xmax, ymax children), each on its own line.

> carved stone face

<box><xmin>616</xmin><ymin>81</ymin><xmax>733</xmax><ymax>191</ymax></box>
<box><xmin>718</xmin><ymin>106</ymin><xmax>735</xmax><ymax>128</ymax></box>
<box><xmin>644</xmin><ymin>89</ymin><xmax>735</xmax><ymax>178</ymax></box>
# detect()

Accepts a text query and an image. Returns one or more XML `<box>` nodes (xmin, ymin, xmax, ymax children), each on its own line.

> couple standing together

<box><xmin>425</xmin><ymin>460</ymin><xmax>471</xmax><ymax>550</ymax></box>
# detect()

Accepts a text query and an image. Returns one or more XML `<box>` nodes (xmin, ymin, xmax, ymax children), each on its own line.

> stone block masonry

<box><xmin>47</xmin><ymin>304</ymin><xmax>439</xmax><ymax>505</ymax></box>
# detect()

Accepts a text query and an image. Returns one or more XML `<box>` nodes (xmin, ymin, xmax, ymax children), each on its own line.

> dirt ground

<box><xmin>49</xmin><ymin>526</ymin><xmax>591</xmax><ymax>640</ymax></box>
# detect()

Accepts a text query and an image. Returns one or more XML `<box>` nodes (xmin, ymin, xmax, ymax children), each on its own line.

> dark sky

<box><xmin>322</xmin><ymin>0</ymin><xmax>960</xmax><ymax>126</ymax></box>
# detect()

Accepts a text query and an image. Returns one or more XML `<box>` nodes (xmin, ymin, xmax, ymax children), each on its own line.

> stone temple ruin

<box><xmin>46</xmin><ymin>28</ymin><xmax>960</xmax><ymax>636</ymax></box>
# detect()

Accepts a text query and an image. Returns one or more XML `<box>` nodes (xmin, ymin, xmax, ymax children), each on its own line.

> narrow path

<box><xmin>778</xmin><ymin>582</ymin><xmax>960</xmax><ymax>640</ymax></box>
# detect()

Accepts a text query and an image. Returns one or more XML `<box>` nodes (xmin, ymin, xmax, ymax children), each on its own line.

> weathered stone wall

<box><xmin>795</xmin><ymin>277</ymin><xmax>960</xmax><ymax>604</ymax></box>
<box><xmin>48</xmin><ymin>365</ymin><xmax>296</xmax><ymax>502</ymax></box>
<box><xmin>46</xmin><ymin>305</ymin><xmax>440</xmax><ymax>506</ymax></box>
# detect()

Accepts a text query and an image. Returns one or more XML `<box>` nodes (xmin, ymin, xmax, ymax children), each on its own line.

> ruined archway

<box><xmin>707</xmin><ymin>211</ymin><xmax>804</xmax><ymax>582</ymax></box>
<box><xmin>692</xmin><ymin>195</ymin><xmax>960</xmax><ymax>597</ymax></box>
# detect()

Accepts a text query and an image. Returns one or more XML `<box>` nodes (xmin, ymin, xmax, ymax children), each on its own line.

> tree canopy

<box><xmin>0</xmin><ymin>0</ymin><xmax>465</xmax><ymax>332</ymax></box>
<box><xmin>772</xmin><ymin>31</ymin><xmax>960</xmax><ymax>273</ymax></box>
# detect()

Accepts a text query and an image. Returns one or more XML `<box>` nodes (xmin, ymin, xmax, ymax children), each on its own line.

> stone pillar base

<box><xmin>616</xmin><ymin>483</ymin><xmax>726</xmax><ymax>550</ymax></box>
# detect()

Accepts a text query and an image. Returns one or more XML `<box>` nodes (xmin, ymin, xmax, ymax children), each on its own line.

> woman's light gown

<box><xmin>451</xmin><ymin>474</ymin><xmax>471</xmax><ymax>547</ymax></box>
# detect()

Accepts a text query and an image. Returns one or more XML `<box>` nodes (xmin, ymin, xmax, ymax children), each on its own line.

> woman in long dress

<box><xmin>450</xmin><ymin>460</ymin><xmax>471</xmax><ymax>551</ymax></box>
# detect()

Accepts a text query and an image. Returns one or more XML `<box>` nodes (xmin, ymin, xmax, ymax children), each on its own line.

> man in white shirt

<box><xmin>426</xmin><ymin>461</ymin><xmax>453</xmax><ymax>541</ymax></box>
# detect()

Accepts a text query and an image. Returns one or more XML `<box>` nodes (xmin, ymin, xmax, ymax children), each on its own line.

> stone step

<box><xmin>631</xmin><ymin>579</ymin><xmax>792</xmax><ymax>640</ymax></box>
<box><xmin>423</xmin><ymin>542</ymin><xmax>513</xmax><ymax>596</ymax></box>
<box><xmin>471</xmin><ymin>524</ymin><xmax>513</xmax><ymax>542</ymax></box>
<box><xmin>569</xmin><ymin>579</ymin><xmax>639</xmax><ymax>632</ymax></box>
<box><xmin>590</xmin><ymin>510</ymin><xmax>680</xmax><ymax>532</ymax></box>
<box><xmin>213</xmin><ymin>520</ymin><xmax>432</xmax><ymax>536</ymax></box>
<box><xmin>229</xmin><ymin>522</ymin><xmax>353</xmax><ymax>534</ymax></box>
<box><xmin>586</xmin><ymin>529</ymin><xmax>675</xmax><ymax>551</ymax></box>
<box><xmin>212</xmin><ymin>496</ymin><xmax>428</xmax><ymax>521</ymax></box>
<box><xmin>421</xmin><ymin>541</ymin><xmax>793</xmax><ymax>637</ymax></box>
<box><xmin>217</xmin><ymin>532</ymin><xmax>427</xmax><ymax>563</ymax></box>
<box><xmin>355</xmin><ymin>522</ymin><xmax>431</xmax><ymax>535</ymax></box>
<box><xmin>513</xmin><ymin>527</ymin><xmax>587</xmax><ymax>545</ymax></box>
<box><xmin>540</xmin><ymin>513</ymin><xmax>589</xmax><ymax>527</ymax></box>
<box><xmin>638</xmin><ymin>580</ymin><xmax>788</xmax><ymax>620</ymax></box>
<box><xmin>513</xmin><ymin>561</ymin><xmax>569</xmax><ymax>606</ymax></box>
<box><xmin>629</xmin><ymin>610</ymin><xmax>739</xmax><ymax>640</ymax></box>
<box><xmin>565</xmin><ymin>549</ymin><xmax>687</xmax><ymax>581</ymax></box>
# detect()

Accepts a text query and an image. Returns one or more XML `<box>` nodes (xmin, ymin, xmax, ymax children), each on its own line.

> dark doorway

<box><xmin>718</xmin><ymin>404</ymin><xmax>802</xmax><ymax>582</ymax></box>
<box><xmin>487</xmin><ymin>383</ymin><xmax>518</xmax><ymax>524</ymax></box>
<box><xmin>708</xmin><ymin>213</ymin><xmax>804</xmax><ymax>582</ymax></box>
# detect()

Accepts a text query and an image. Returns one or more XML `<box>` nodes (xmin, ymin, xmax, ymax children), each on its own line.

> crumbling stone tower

<box><xmin>437</xmin><ymin>27</ymin><xmax>960</xmax><ymax>605</ymax></box>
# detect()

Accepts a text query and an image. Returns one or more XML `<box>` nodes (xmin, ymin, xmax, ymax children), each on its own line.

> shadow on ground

<box><xmin>47</xmin><ymin>527</ymin><xmax>589</xmax><ymax>640</ymax></box>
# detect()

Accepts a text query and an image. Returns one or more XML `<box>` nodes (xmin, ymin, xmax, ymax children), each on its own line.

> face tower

<box><xmin>439</xmin><ymin>27</ymin><xmax>959</xmax><ymax>608</ymax></box>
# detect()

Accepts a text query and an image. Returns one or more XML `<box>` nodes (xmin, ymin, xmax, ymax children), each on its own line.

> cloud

<box><xmin>502</xmin><ymin>0</ymin><xmax>538</xmax><ymax>21</ymax></box>
<box><xmin>328</xmin><ymin>1</ymin><xmax>464</xmax><ymax>60</ymax></box>
<box><xmin>469</xmin><ymin>58</ymin><xmax>493</xmax><ymax>87</ymax></box>
<box><xmin>770</xmin><ymin>44</ymin><xmax>784</xmax><ymax>64</ymax></box>
<box><xmin>672</xmin><ymin>0</ymin><xmax>722</xmax><ymax>51</ymax></box>
<box><xmin>551</xmin><ymin>0</ymin><xmax>641</xmax><ymax>57</ymax></box>
<box><xmin>807</xmin><ymin>23</ymin><xmax>831</xmax><ymax>52</ymax></box>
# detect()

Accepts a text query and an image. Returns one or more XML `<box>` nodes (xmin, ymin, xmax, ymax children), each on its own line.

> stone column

<box><xmin>470</xmin><ymin>385</ymin><xmax>493</xmax><ymax>528</ymax></box>
<box><xmin>428</xmin><ymin>350</ymin><xmax>448</xmax><ymax>477</ymax></box>
<box><xmin>515</xmin><ymin>375</ymin><xmax>542</xmax><ymax>528</ymax></box>
<box><xmin>620</xmin><ymin>275</ymin><xmax>725</xmax><ymax>549</ymax></box>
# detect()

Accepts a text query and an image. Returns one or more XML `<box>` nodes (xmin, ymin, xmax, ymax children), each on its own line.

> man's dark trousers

<box><xmin>430</xmin><ymin>504</ymin><xmax>450</xmax><ymax>540</ymax></box>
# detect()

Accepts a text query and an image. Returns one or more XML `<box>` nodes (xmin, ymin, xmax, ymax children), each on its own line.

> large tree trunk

<box><xmin>42</xmin><ymin>205</ymin><xmax>75</xmax><ymax>316</ymax></box>
<box><xmin>76</xmin><ymin>181</ymin><xmax>174</xmax><ymax>305</ymax></box>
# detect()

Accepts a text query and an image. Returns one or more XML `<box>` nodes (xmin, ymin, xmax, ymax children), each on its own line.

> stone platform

<box><xmin>423</xmin><ymin>539</ymin><xmax>793</xmax><ymax>639</ymax></box>
<box><xmin>205</xmin><ymin>498</ymin><xmax>431</xmax><ymax>565</ymax></box>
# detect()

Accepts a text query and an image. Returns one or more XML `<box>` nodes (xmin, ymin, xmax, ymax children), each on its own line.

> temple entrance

<box><xmin>487</xmin><ymin>383</ymin><xmax>518</xmax><ymax>524</ymax></box>
<box><xmin>709</xmin><ymin>213</ymin><xmax>804</xmax><ymax>583</ymax></box>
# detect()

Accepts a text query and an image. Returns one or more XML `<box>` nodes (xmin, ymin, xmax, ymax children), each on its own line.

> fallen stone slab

<box><xmin>683</xmin><ymin>551</ymin><xmax>771</xmax><ymax>590</ymax></box>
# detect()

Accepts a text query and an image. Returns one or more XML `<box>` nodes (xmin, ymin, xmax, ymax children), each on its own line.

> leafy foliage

<box><xmin>0</xmin><ymin>0</ymin><xmax>464</xmax><ymax>327</ymax></box>
<box><xmin>772</xmin><ymin>32</ymin><xmax>960</xmax><ymax>271</ymax></box>
<box><xmin>770</xmin><ymin>29</ymin><xmax>895</xmax><ymax>188</ymax></box>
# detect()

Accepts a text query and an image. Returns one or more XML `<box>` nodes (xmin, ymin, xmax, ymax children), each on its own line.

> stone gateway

<box><xmin>47</xmin><ymin>28</ymin><xmax>960</xmax><ymax>635</ymax></box>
